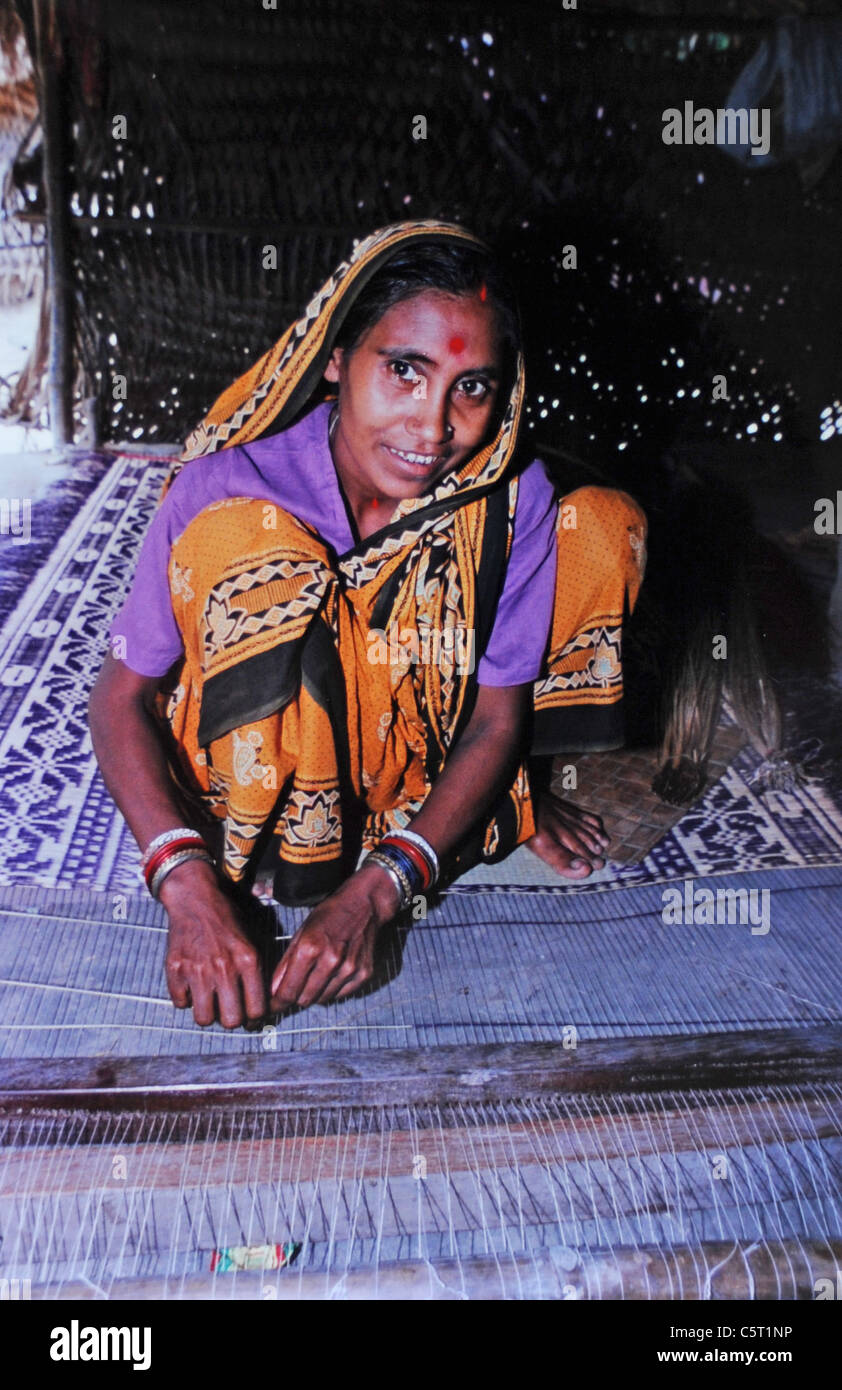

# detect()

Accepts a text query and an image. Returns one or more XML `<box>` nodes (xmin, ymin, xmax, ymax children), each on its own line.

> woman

<box><xmin>89</xmin><ymin>219</ymin><xmax>646</xmax><ymax>1028</ymax></box>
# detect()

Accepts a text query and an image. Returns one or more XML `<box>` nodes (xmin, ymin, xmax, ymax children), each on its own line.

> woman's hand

<box><xmin>269</xmin><ymin>862</ymin><xmax>401</xmax><ymax>1011</ymax></box>
<box><xmin>89</xmin><ymin>654</ymin><xmax>267</xmax><ymax>1028</ymax></box>
<box><xmin>525</xmin><ymin>786</ymin><xmax>610</xmax><ymax>879</ymax></box>
<box><xmin>160</xmin><ymin>858</ymin><xmax>267</xmax><ymax>1028</ymax></box>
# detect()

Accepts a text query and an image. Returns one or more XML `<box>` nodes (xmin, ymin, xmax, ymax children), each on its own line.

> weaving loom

<box><xmin>2</xmin><ymin>868</ymin><xmax>842</xmax><ymax>1301</ymax></box>
<box><xmin>1</xmin><ymin>1030</ymin><xmax>841</xmax><ymax>1300</ymax></box>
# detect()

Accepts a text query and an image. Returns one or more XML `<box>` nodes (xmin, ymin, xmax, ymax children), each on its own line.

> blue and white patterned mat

<box><xmin>0</xmin><ymin>450</ymin><xmax>841</xmax><ymax>899</ymax></box>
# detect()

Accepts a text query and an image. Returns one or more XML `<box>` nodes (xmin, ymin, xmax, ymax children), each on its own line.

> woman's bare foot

<box><xmin>525</xmin><ymin>788</ymin><xmax>611</xmax><ymax>879</ymax></box>
<box><xmin>251</xmin><ymin>872</ymin><xmax>277</xmax><ymax>901</ymax></box>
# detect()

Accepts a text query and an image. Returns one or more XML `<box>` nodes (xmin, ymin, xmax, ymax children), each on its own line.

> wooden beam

<box><xmin>32</xmin><ymin>0</ymin><xmax>73</xmax><ymax>445</ymax></box>
<box><xmin>29</xmin><ymin>1240</ymin><xmax>842</xmax><ymax>1302</ymax></box>
<box><xmin>1</xmin><ymin>1027</ymin><xmax>841</xmax><ymax>1116</ymax></box>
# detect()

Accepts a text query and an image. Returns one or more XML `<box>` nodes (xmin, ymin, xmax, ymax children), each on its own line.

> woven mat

<box><xmin>549</xmin><ymin>725</ymin><xmax>747</xmax><ymax>865</ymax></box>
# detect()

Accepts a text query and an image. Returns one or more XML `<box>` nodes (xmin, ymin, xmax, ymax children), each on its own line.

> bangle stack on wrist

<box><xmin>141</xmin><ymin>828</ymin><xmax>213</xmax><ymax>899</ymax></box>
<box><xmin>382</xmin><ymin>829</ymin><xmax>439</xmax><ymax>890</ymax></box>
<box><xmin>362</xmin><ymin>828</ymin><xmax>439</xmax><ymax>912</ymax></box>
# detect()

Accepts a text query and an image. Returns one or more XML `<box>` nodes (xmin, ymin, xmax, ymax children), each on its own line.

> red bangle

<box><xmin>144</xmin><ymin>836</ymin><xmax>205</xmax><ymax>875</ymax></box>
<box><xmin>381</xmin><ymin>835</ymin><xmax>432</xmax><ymax>891</ymax></box>
<box><xmin>382</xmin><ymin>836</ymin><xmax>432</xmax><ymax>888</ymax></box>
<box><xmin>143</xmin><ymin>836</ymin><xmax>207</xmax><ymax>891</ymax></box>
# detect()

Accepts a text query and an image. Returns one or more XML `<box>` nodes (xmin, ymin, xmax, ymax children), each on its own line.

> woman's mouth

<box><xmin>384</xmin><ymin>444</ymin><xmax>446</xmax><ymax>471</ymax></box>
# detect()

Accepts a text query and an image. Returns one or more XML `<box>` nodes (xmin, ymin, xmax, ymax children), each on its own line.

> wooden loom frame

<box><xmin>2</xmin><ymin>1026</ymin><xmax>842</xmax><ymax>1114</ymax></box>
<box><xmin>2</xmin><ymin>1026</ymin><xmax>841</xmax><ymax>1300</ymax></box>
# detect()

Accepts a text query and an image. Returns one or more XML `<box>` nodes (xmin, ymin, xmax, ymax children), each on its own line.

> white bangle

<box><xmin>141</xmin><ymin>827</ymin><xmax>206</xmax><ymax>871</ymax></box>
<box><xmin>150</xmin><ymin>848</ymin><xmax>213</xmax><ymax>899</ymax></box>
<box><xmin>397</xmin><ymin>828</ymin><xmax>440</xmax><ymax>885</ymax></box>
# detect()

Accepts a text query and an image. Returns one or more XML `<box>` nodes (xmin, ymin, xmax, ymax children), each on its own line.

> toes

<box><xmin>573</xmin><ymin>826</ymin><xmax>608</xmax><ymax>857</ymax></box>
<box><xmin>556</xmin><ymin>822</ymin><xmax>604</xmax><ymax>862</ymax></box>
<box><xmin>547</xmin><ymin>797</ymin><xmax>611</xmax><ymax>850</ymax></box>
<box><xmin>527</xmin><ymin>835</ymin><xmax>594</xmax><ymax>879</ymax></box>
<box><xmin>555</xmin><ymin>851</ymin><xmax>594</xmax><ymax>879</ymax></box>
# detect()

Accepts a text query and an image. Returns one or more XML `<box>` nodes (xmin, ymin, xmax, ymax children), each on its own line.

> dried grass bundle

<box><xmin>652</xmin><ymin>617</ymin><xmax>725</xmax><ymax>804</ymax></box>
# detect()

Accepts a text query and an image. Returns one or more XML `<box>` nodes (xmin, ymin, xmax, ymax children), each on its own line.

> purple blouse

<box><xmin>110</xmin><ymin>401</ymin><xmax>559</xmax><ymax>686</ymax></box>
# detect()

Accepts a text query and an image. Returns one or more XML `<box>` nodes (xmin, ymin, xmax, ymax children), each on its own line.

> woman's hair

<box><xmin>332</xmin><ymin>237</ymin><xmax>522</xmax><ymax>370</ymax></box>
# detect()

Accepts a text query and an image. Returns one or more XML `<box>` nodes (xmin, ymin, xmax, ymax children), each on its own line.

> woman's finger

<box><xmin>239</xmin><ymin>955</ymin><xmax>268</xmax><ymax>1021</ymax></box>
<box><xmin>165</xmin><ymin>959</ymin><xmax>190</xmax><ymax>1009</ymax></box>
<box><xmin>189</xmin><ymin>976</ymin><xmax>217</xmax><ymax>1028</ymax></box>
<box><xmin>311</xmin><ymin>958</ymin><xmax>358</xmax><ymax>1006</ymax></box>
<box><xmin>295</xmin><ymin>947</ymin><xmax>345</xmax><ymax>1008</ymax></box>
<box><xmin>332</xmin><ymin>970</ymin><xmax>368</xmax><ymax>1002</ymax></box>
<box><xmin>270</xmin><ymin>937</ymin><xmax>319</xmax><ymax>1009</ymax></box>
<box><xmin>269</xmin><ymin>956</ymin><xmax>288</xmax><ymax>1000</ymax></box>
<box><xmin>215</xmin><ymin>969</ymin><xmax>247</xmax><ymax>1030</ymax></box>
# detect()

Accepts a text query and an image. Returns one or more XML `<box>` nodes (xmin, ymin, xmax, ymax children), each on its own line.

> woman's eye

<box><xmin>390</xmin><ymin>359</ymin><xmax>420</xmax><ymax>384</ymax></box>
<box><xmin>458</xmin><ymin>378</ymin><xmax>490</xmax><ymax>400</ymax></box>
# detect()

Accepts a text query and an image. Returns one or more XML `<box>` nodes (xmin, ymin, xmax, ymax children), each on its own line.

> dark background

<box><xmin>26</xmin><ymin>0</ymin><xmax>842</xmax><ymax>467</ymax></box>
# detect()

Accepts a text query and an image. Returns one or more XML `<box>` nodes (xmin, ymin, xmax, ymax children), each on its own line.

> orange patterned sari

<box><xmin>154</xmin><ymin>222</ymin><xmax>646</xmax><ymax>903</ymax></box>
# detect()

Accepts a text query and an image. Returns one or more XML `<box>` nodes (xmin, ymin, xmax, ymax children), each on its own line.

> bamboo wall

<box><xmin>22</xmin><ymin>0</ymin><xmax>842</xmax><ymax>462</ymax></box>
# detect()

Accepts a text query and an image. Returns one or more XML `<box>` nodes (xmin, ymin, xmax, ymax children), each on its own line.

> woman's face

<box><xmin>324</xmin><ymin>289</ymin><xmax>505</xmax><ymax>505</ymax></box>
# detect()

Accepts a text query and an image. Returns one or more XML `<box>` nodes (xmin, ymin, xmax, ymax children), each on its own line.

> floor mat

<box><xmin>0</xmin><ymin>449</ymin><xmax>115</xmax><ymax>629</ymax></box>
<box><xmin>548</xmin><ymin>724</ymin><xmax>747</xmax><ymax>865</ymax></box>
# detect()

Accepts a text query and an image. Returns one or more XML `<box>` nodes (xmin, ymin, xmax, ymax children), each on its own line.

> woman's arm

<box><xmin>269</xmin><ymin>682</ymin><xmax>532</xmax><ymax>1010</ymax></box>
<box><xmin>401</xmin><ymin>681</ymin><xmax>529</xmax><ymax>857</ymax></box>
<box><xmin>88</xmin><ymin>652</ymin><xmax>266</xmax><ymax>1027</ymax></box>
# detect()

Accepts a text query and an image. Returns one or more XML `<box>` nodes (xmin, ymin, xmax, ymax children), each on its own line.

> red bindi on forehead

<box><xmin>448</xmin><ymin>335</ymin><xmax>465</xmax><ymax>354</ymax></box>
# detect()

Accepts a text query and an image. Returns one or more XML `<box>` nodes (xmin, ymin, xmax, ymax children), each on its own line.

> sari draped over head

<box><xmin>155</xmin><ymin>220</ymin><xmax>646</xmax><ymax>905</ymax></box>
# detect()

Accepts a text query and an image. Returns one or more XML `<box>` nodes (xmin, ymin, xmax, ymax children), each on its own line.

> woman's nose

<box><xmin>409</xmin><ymin>391</ymin><xmax>454</xmax><ymax>444</ymax></box>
